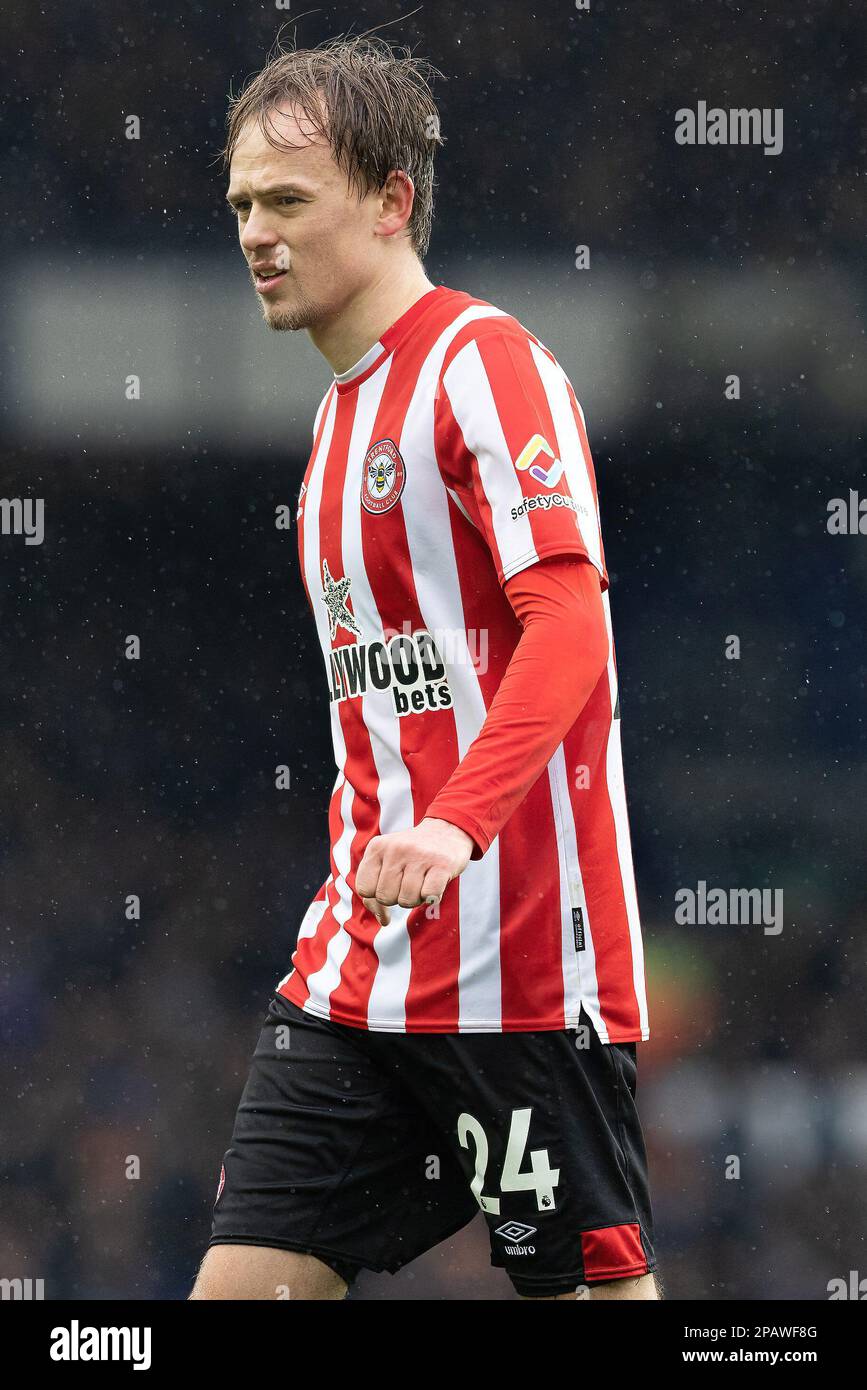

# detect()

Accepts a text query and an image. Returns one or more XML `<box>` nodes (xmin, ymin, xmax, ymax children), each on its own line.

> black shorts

<box><xmin>210</xmin><ymin>995</ymin><xmax>656</xmax><ymax>1298</ymax></box>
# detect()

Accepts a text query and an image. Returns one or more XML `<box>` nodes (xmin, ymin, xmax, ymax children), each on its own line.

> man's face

<box><xmin>227</xmin><ymin>102</ymin><xmax>385</xmax><ymax>332</ymax></box>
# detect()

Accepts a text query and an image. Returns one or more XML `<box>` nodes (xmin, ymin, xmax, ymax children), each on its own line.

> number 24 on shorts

<box><xmin>458</xmin><ymin>1108</ymin><xmax>560</xmax><ymax>1214</ymax></box>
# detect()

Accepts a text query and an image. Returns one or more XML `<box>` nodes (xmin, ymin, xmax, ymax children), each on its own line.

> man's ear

<box><xmin>375</xmin><ymin>169</ymin><xmax>415</xmax><ymax>238</ymax></box>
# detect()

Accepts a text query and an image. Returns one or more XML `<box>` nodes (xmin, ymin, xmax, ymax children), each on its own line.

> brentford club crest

<box><xmin>361</xmin><ymin>439</ymin><xmax>406</xmax><ymax>514</ymax></box>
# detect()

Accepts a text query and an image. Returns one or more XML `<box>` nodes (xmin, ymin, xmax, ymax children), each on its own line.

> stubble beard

<box><xmin>261</xmin><ymin>278</ymin><xmax>321</xmax><ymax>333</ymax></box>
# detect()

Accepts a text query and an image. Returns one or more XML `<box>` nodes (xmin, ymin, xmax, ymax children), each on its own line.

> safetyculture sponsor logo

<box><xmin>511</xmin><ymin>493</ymin><xmax>584</xmax><ymax>521</ymax></box>
<box><xmin>511</xmin><ymin>434</ymin><xmax>590</xmax><ymax>521</ymax></box>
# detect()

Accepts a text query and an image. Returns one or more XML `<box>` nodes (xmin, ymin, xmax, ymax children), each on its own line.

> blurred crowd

<box><xmin>2</xmin><ymin>0</ymin><xmax>866</xmax><ymax>1299</ymax></box>
<box><xmin>2</xmin><ymin>0</ymin><xmax>864</xmax><ymax>266</ymax></box>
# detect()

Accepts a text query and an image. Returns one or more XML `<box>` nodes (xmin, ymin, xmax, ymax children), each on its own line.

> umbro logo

<box><xmin>495</xmin><ymin>1221</ymin><xmax>537</xmax><ymax>1244</ymax></box>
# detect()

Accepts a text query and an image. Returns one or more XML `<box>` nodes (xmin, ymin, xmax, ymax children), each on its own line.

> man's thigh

<box><xmin>190</xmin><ymin>1245</ymin><xmax>347</xmax><ymax>1300</ymax></box>
<box><xmin>379</xmin><ymin>1016</ymin><xmax>657</xmax><ymax>1300</ymax></box>
<box><xmin>207</xmin><ymin>996</ymin><xmax>476</xmax><ymax>1289</ymax></box>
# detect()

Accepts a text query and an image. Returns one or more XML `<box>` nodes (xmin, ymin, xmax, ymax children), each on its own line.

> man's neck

<box><xmin>308</xmin><ymin>260</ymin><xmax>436</xmax><ymax>376</ymax></box>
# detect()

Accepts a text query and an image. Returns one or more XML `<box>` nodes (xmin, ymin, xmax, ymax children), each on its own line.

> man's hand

<box><xmin>355</xmin><ymin>817</ymin><xmax>475</xmax><ymax>926</ymax></box>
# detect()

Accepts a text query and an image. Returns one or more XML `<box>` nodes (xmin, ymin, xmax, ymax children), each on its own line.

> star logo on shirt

<box><xmin>321</xmin><ymin>559</ymin><xmax>362</xmax><ymax>640</ymax></box>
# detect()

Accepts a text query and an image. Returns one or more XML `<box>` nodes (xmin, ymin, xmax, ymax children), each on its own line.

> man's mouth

<box><xmin>252</xmin><ymin>267</ymin><xmax>289</xmax><ymax>294</ymax></box>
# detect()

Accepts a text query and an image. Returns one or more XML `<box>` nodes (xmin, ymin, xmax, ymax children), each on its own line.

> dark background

<box><xmin>2</xmin><ymin>0</ymin><xmax>866</xmax><ymax>1299</ymax></box>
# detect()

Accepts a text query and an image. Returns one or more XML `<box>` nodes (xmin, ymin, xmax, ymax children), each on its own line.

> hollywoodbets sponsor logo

<box><xmin>328</xmin><ymin>629</ymin><xmax>454</xmax><ymax>716</ymax></box>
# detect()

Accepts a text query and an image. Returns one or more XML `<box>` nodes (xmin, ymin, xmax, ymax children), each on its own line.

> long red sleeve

<box><xmin>424</xmin><ymin>555</ymin><xmax>610</xmax><ymax>858</ymax></box>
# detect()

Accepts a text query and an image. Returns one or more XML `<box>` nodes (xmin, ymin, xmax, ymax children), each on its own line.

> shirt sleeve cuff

<box><xmin>423</xmin><ymin>802</ymin><xmax>491</xmax><ymax>860</ymax></box>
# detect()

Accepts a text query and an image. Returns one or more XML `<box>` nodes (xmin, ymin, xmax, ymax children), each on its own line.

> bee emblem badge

<box><xmin>361</xmin><ymin>438</ymin><xmax>406</xmax><ymax>515</ymax></box>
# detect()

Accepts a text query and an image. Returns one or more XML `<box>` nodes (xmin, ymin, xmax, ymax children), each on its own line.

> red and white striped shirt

<box><xmin>278</xmin><ymin>284</ymin><xmax>649</xmax><ymax>1042</ymax></box>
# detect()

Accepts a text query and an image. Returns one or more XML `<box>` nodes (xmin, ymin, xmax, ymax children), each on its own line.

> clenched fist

<box><xmin>355</xmin><ymin>817</ymin><xmax>475</xmax><ymax>926</ymax></box>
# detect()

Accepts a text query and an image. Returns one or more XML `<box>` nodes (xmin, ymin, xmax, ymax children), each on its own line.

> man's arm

<box><xmin>355</xmin><ymin>555</ymin><xmax>609</xmax><ymax>924</ymax></box>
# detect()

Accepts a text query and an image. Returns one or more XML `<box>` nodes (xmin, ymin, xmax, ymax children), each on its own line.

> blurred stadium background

<box><xmin>2</xmin><ymin>1</ymin><xmax>866</xmax><ymax>1299</ymax></box>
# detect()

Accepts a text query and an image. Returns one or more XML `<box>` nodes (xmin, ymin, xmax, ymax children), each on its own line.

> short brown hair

<box><xmin>223</xmin><ymin>35</ymin><xmax>444</xmax><ymax>258</ymax></box>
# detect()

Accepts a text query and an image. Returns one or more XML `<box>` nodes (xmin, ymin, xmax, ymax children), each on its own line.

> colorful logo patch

<box><xmin>362</xmin><ymin>439</ymin><xmax>406</xmax><ymax>514</ymax></box>
<box><xmin>515</xmin><ymin>433</ymin><xmax>566</xmax><ymax>489</ymax></box>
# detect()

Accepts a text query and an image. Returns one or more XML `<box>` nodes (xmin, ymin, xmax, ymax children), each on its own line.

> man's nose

<box><xmin>240</xmin><ymin>209</ymin><xmax>279</xmax><ymax>255</ymax></box>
